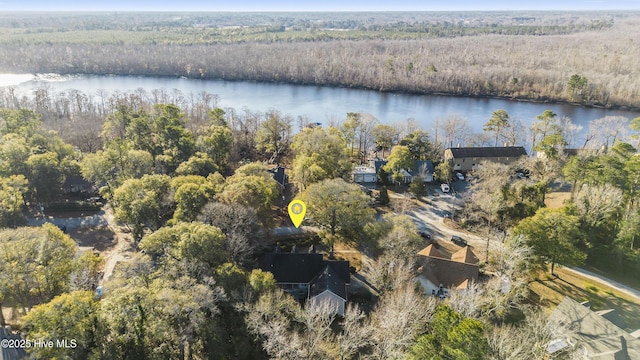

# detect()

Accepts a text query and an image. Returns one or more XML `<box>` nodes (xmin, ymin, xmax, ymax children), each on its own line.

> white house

<box><xmin>352</xmin><ymin>166</ymin><xmax>377</xmax><ymax>184</ymax></box>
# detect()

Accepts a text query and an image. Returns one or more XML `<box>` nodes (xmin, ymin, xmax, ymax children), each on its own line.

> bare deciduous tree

<box><xmin>364</xmin><ymin>253</ymin><xmax>416</xmax><ymax>294</ymax></box>
<box><xmin>463</xmin><ymin>161</ymin><xmax>511</xmax><ymax>255</ymax></box>
<box><xmin>246</xmin><ymin>292</ymin><xmax>369</xmax><ymax>360</ymax></box>
<box><xmin>502</xmin><ymin>118</ymin><xmax>528</xmax><ymax>147</ymax></box>
<box><xmin>575</xmin><ymin>183</ymin><xmax>624</xmax><ymax>229</ymax></box>
<box><xmin>335</xmin><ymin>304</ymin><xmax>372</xmax><ymax>360</ymax></box>
<box><xmin>438</xmin><ymin>113</ymin><xmax>470</xmax><ymax>148</ymax></box>
<box><xmin>197</xmin><ymin>202</ymin><xmax>265</xmax><ymax>267</ymax></box>
<box><xmin>558</xmin><ymin>116</ymin><xmax>582</xmax><ymax>148</ymax></box>
<box><xmin>587</xmin><ymin>116</ymin><xmax>629</xmax><ymax>151</ymax></box>
<box><xmin>367</xmin><ymin>285</ymin><xmax>436</xmax><ymax>359</ymax></box>
<box><xmin>487</xmin><ymin>307</ymin><xmax>554</xmax><ymax>360</ymax></box>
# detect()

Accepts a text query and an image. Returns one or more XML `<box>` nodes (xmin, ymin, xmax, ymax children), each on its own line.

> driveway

<box><xmin>404</xmin><ymin>192</ymin><xmax>487</xmax><ymax>254</ymax></box>
<box><xmin>27</xmin><ymin>212</ymin><xmax>108</xmax><ymax>231</ymax></box>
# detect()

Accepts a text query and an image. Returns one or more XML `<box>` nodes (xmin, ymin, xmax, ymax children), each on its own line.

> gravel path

<box><xmin>99</xmin><ymin>207</ymin><xmax>135</xmax><ymax>284</ymax></box>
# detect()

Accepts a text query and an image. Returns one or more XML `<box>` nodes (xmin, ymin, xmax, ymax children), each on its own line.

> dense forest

<box><xmin>1</xmin><ymin>11</ymin><xmax>639</xmax><ymax>108</ymax></box>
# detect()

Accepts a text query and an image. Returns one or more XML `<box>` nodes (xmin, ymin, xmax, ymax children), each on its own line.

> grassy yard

<box><xmin>333</xmin><ymin>243</ymin><xmax>363</xmax><ymax>272</ymax></box>
<box><xmin>529</xmin><ymin>267</ymin><xmax>640</xmax><ymax>331</ymax></box>
<box><xmin>544</xmin><ymin>191</ymin><xmax>571</xmax><ymax>209</ymax></box>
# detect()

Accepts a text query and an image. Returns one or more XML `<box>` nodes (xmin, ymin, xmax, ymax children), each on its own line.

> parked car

<box><xmin>86</xmin><ymin>196</ymin><xmax>105</xmax><ymax>204</ymax></box>
<box><xmin>419</xmin><ymin>231</ymin><xmax>432</xmax><ymax>240</ymax></box>
<box><xmin>455</xmin><ymin>172</ymin><xmax>465</xmax><ymax>181</ymax></box>
<box><xmin>440</xmin><ymin>183</ymin><xmax>450</xmax><ymax>193</ymax></box>
<box><xmin>450</xmin><ymin>235</ymin><xmax>468</xmax><ymax>246</ymax></box>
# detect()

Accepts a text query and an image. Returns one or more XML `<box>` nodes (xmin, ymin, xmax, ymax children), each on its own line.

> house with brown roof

<box><xmin>444</xmin><ymin>146</ymin><xmax>527</xmax><ymax>172</ymax></box>
<box><xmin>416</xmin><ymin>244</ymin><xmax>480</xmax><ymax>297</ymax></box>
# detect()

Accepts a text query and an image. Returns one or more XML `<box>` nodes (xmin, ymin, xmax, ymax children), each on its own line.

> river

<box><xmin>3</xmin><ymin>73</ymin><xmax>640</xmax><ymax>146</ymax></box>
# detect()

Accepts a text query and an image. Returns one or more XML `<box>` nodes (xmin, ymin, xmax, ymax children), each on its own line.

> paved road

<box><xmin>566</xmin><ymin>267</ymin><xmax>640</xmax><ymax>302</ymax></box>
<box><xmin>399</xmin><ymin>190</ymin><xmax>640</xmax><ymax>301</ymax></box>
<box><xmin>27</xmin><ymin>212</ymin><xmax>108</xmax><ymax>230</ymax></box>
<box><xmin>400</xmin><ymin>190</ymin><xmax>488</xmax><ymax>256</ymax></box>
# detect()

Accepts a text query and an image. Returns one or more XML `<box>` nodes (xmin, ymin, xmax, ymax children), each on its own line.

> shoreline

<box><xmin>33</xmin><ymin>71</ymin><xmax>640</xmax><ymax>113</ymax></box>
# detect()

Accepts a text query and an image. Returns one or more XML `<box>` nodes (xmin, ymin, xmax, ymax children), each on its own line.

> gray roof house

<box><xmin>352</xmin><ymin>166</ymin><xmax>378</xmax><ymax>184</ymax></box>
<box><xmin>263</xmin><ymin>252</ymin><xmax>350</xmax><ymax>315</ymax></box>
<box><xmin>547</xmin><ymin>297</ymin><xmax>640</xmax><ymax>359</ymax></box>
<box><xmin>444</xmin><ymin>146</ymin><xmax>527</xmax><ymax>172</ymax></box>
<box><xmin>366</xmin><ymin>159</ymin><xmax>434</xmax><ymax>183</ymax></box>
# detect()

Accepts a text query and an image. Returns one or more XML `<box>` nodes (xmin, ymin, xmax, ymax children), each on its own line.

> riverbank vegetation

<box><xmin>1</xmin><ymin>11</ymin><xmax>640</xmax><ymax>108</ymax></box>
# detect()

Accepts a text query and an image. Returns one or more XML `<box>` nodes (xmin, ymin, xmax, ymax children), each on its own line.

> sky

<box><xmin>2</xmin><ymin>0</ymin><xmax>640</xmax><ymax>12</ymax></box>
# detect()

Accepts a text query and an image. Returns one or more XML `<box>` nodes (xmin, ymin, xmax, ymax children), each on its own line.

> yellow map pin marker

<box><xmin>288</xmin><ymin>199</ymin><xmax>307</xmax><ymax>228</ymax></box>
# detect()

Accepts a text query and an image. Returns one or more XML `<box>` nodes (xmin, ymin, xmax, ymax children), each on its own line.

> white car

<box><xmin>455</xmin><ymin>172</ymin><xmax>465</xmax><ymax>181</ymax></box>
<box><xmin>440</xmin><ymin>183</ymin><xmax>450</xmax><ymax>193</ymax></box>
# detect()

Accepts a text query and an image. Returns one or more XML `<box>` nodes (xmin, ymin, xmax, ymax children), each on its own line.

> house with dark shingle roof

<box><xmin>263</xmin><ymin>252</ymin><xmax>350</xmax><ymax>315</ymax></box>
<box><xmin>267</xmin><ymin>165</ymin><xmax>287</xmax><ymax>189</ymax></box>
<box><xmin>416</xmin><ymin>244</ymin><xmax>480</xmax><ymax>296</ymax></box>
<box><xmin>444</xmin><ymin>146</ymin><xmax>527</xmax><ymax>172</ymax></box>
<box><xmin>309</xmin><ymin>261</ymin><xmax>351</xmax><ymax>315</ymax></box>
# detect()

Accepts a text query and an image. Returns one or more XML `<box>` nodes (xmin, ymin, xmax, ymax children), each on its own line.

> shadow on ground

<box><xmin>530</xmin><ymin>269</ymin><xmax>640</xmax><ymax>330</ymax></box>
<box><xmin>69</xmin><ymin>225</ymin><xmax>117</xmax><ymax>252</ymax></box>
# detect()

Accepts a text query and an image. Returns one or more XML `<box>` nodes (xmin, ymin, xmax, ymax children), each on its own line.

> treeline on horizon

<box><xmin>0</xmin><ymin>11</ymin><xmax>617</xmax><ymax>33</ymax></box>
<box><xmin>0</xmin><ymin>12</ymin><xmax>639</xmax><ymax>108</ymax></box>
